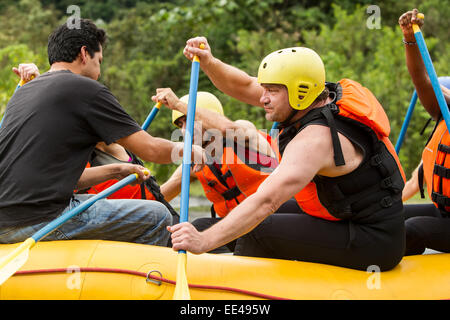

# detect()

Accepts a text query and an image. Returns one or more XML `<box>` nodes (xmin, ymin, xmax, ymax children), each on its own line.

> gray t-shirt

<box><xmin>0</xmin><ymin>70</ymin><xmax>142</xmax><ymax>228</ymax></box>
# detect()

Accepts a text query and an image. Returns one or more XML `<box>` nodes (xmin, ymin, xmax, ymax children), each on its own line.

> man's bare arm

<box><xmin>153</xmin><ymin>89</ymin><xmax>275</xmax><ymax>156</ymax></box>
<box><xmin>169</xmin><ymin>126</ymin><xmax>334</xmax><ymax>253</ymax></box>
<box><xmin>399</xmin><ymin>9</ymin><xmax>450</xmax><ymax>119</ymax></box>
<box><xmin>160</xmin><ymin>164</ymin><xmax>197</xmax><ymax>202</ymax></box>
<box><xmin>117</xmin><ymin>130</ymin><xmax>178</xmax><ymax>164</ymax></box>
<box><xmin>183</xmin><ymin>37</ymin><xmax>263</xmax><ymax>107</ymax></box>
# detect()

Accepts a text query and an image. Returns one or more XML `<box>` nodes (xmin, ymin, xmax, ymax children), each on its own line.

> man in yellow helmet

<box><xmin>153</xmin><ymin>88</ymin><xmax>297</xmax><ymax>253</ymax></box>
<box><xmin>166</xmin><ymin>37</ymin><xmax>406</xmax><ymax>271</ymax></box>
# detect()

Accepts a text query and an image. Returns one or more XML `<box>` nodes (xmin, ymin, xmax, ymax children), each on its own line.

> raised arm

<box><xmin>183</xmin><ymin>37</ymin><xmax>264</xmax><ymax>107</ymax></box>
<box><xmin>399</xmin><ymin>9</ymin><xmax>450</xmax><ymax>120</ymax></box>
<box><xmin>152</xmin><ymin>88</ymin><xmax>276</xmax><ymax>157</ymax></box>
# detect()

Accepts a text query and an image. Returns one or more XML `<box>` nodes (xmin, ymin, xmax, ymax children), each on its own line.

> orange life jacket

<box><xmin>422</xmin><ymin>116</ymin><xmax>450</xmax><ymax>212</ymax></box>
<box><xmin>272</xmin><ymin>132</ymin><xmax>339</xmax><ymax>221</ymax></box>
<box><xmin>195</xmin><ymin>131</ymin><xmax>278</xmax><ymax>218</ymax></box>
<box><xmin>276</xmin><ymin>79</ymin><xmax>405</xmax><ymax>221</ymax></box>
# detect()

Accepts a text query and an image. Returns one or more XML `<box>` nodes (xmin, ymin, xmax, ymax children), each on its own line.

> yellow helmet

<box><xmin>172</xmin><ymin>91</ymin><xmax>224</xmax><ymax>127</ymax></box>
<box><xmin>257</xmin><ymin>47</ymin><xmax>325</xmax><ymax>110</ymax></box>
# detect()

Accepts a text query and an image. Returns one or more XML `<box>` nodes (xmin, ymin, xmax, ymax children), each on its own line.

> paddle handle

<box><xmin>141</xmin><ymin>102</ymin><xmax>162</xmax><ymax>131</ymax></box>
<box><xmin>413</xmin><ymin>14</ymin><xmax>450</xmax><ymax>132</ymax></box>
<box><xmin>32</xmin><ymin>173</ymin><xmax>140</xmax><ymax>242</ymax></box>
<box><xmin>395</xmin><ymin>90</ymin><xmax>418</xmax><ymax>154</ymax></box>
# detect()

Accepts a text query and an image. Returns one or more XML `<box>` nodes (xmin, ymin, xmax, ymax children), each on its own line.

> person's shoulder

<box><xmin>290</xmin><ymin>124</ymin><xmax>332</xmax><ymax>149</ymax></box>
<box><xmin>43</xmin><ymin>70</ymin><xmax>106</xmax><ymax>92</ymax></box>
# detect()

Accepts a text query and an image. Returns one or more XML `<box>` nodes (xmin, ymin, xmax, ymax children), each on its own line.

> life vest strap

<box><xmin>418</xmin><ymin>163</ymin><xmax>425</xmax><ymax>199</ymax></box>
<box><xmin>433</xmin><ymin>164</ymin><xmax>450</xmax><ymax>179</ymax></box>
<box><xmin>438</xmin><ymin>143</ymin><xmax>450</xmax><ymax>154</ymax></box>
<box><xmin>221</xmin><ymin>186</ymin><xmax>242</xmax><ymax>201</ymax></box>
<box><xmin>431</xmin><ymin>192</ymin><xmax>450</xmax><ymax>206</ymax></box>
<box><xmin>321</xmin><ymin>106</ymin><xmax>346</xmax><ymax>166</ymax></box>
<box><xmin>327</xmin><ymin>177</ymin><xmax>394</xmax><ymax>213</ymax></box>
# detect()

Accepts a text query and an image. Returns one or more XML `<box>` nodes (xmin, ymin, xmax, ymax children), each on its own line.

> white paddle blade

<box><xmin>0</xmin><ymin>248</ymin><xmax>29</xmax><ymax>285</ymax></box>
<box><xmin>0</xmin><ymin>239</ymin><xmax>34</xmax><ymax>286</ymax></box>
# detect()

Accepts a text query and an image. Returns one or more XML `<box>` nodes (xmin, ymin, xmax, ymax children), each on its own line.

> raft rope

<box><xmin>13</xmin><ymin>267</ymin><xmax>292</xmax><ymax>300</ymax></box>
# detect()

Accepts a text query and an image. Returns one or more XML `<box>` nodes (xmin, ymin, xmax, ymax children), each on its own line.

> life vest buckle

<box><xmin>370</xmin><ymin>154</ymin><xmax>382</xmax><ymax>167</ymax></box>
<box><xmin>221</xmin><ymin>186</ymin><xmax>242</xmax><ymax>201</ymax></box>
<box><xmin>207</xmin><ymin>180</ymin><xmax>217</xmax><ymax>187</ymax></box>
<box><xmin>222</xmin><ymin>170</ymin><xmax>233</xmax><ymax>179</ymax></box>
<box><xmin>431</xmin><ymin>192</ymin><xmax>450</xmax><ymax>206</ymax></box>
<box><xmin>438</xmin><ymin>143</ymin><xmax>450</xmax><ymax>154</ymax></box>
<box><xmin>433</xmin><ymin>165</ymin><xmax>450</xmax><ymax>179</ymax></box>
<box><xmin>380</xmin><ymin>196</ymin><xmax>393</xmax><ymax>208</ymax></box>
<box><xmin>380</xmin><ymin>177</ymin><xmax>393</xmax><ymax>189</ymax></box>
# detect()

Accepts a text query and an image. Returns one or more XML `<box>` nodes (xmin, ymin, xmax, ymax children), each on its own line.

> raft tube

<box><xmin>0</xmin><ymin>240</ymin><xmax>449</xmax><ymax>300</ymax></box>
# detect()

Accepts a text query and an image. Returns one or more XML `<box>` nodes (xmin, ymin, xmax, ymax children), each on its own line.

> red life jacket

<box><xmin>195</xmin><ymin>131</ymin><xmax>278</xmax><ymax>218</ymax></box>
<box><xmin>82</xmin><ymin>161</ymin><xmax>156</xmax><ymax>200</ymax></box>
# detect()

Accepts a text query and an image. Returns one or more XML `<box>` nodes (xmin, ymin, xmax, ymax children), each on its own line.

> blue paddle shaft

<box><xmin>414</xmin><ymin>30</ymin><xmax>450</xmax><ymax>131</ymax></box>
<box><xmin>270</xmin><ymin>122</ymin><xmax>279</xmax><ymax>138</ymax></box>
<box><xmin>395</xmin><ymin>90</ymin><xmax>418</xmax><ymax>154</ymax></box>
<box><xmin>179</xmin><ymin>59</ymin><xmax>201</xmax><ymax>254</ymax></box>
<box><xmin>32</xmin><ymin>174</ymin><xmax>138</xmax><ymax>242</ymax></box>
<box><xmin>142</xmin><ymin>107</ymin><xmax>160</xmax><ymax>131</ymax></box>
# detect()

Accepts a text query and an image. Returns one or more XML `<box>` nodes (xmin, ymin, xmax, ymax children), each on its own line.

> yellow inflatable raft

<box><xmin>0</xmin><ymin>240</ymin><xmax>448</xmax><ymax>300</ymax></box>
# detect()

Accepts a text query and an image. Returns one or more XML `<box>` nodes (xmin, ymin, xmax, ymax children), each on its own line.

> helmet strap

<box><xmin>279</xmin><ymin>108</ymin><xmax>300</xmax><ymax>128</ymax></box>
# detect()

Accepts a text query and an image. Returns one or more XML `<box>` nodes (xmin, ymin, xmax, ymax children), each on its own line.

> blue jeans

<box><xmin>0</xmin><ymin>194</ymin><xmax>172</xmax><ymax>246</ymax></box>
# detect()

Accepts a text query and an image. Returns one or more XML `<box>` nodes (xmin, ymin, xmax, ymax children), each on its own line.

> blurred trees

<box><xmin>0</xmin><ymin>0</ymin><xmax>448</xmax><ymax>181</ymax></box>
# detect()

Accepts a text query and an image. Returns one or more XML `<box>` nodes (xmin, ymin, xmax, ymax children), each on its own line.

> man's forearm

<box><xmin>76</xmin><ymin>165</ymin><xmax>119</xmax><ymax>190</ymax></box>
<box><xmin>141</xmin><ymin>137</ymin><xmax>179</xmax><ymax>164</ymax></box>
<box><xmin>160</xmin><ymin>165</ymin><xmax>184</xmax><ymax>202</ymax></box>
<box><xmin>201</xmin><ymin>192</ymin><xmax>274</xmax><ymax>252</ymax></box>
<box><xmin>117</xmin><ymin>131</ymin><xmax>179</xmax><ymax>164</ymax></box>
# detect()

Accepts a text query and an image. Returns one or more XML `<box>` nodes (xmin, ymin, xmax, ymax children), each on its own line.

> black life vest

<box><xmin>278</xmin><ymin>80</ymin><xmax>405</xmax><ymax>222</ymax></box>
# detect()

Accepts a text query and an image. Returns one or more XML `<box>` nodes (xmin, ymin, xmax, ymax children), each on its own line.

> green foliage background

<box><xmin>0</xmin><ymin>0</ymin><xmax>449</xmax><ymax>183</ymax></box>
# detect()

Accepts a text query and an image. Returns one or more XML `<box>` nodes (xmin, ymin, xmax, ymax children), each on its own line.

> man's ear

<box><xmin>79</xmin><ymin>46</ymin><xmax>88</xmax><ymax>64</ymax></box>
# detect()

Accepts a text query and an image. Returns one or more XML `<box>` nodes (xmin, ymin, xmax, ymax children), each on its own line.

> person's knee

<box><xmin>405</xmin><ymin>218</ymin><xmax>426</xmax><ymax>255</ymax></box>
<box><xmin>151</xmin><ymin>201</ymin><xmax>172</xmax><ymax>227</ymax></box>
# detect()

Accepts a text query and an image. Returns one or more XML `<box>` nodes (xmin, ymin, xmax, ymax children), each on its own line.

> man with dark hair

<box><xmin>0</xmin><ymin>19</ymin><xmax>204</xmax><ymax>246</ymax></box>
<box><xmin>47</xmin><ymin>19</ymin><xmax>107</xmax><ymax>66</ymax></box>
